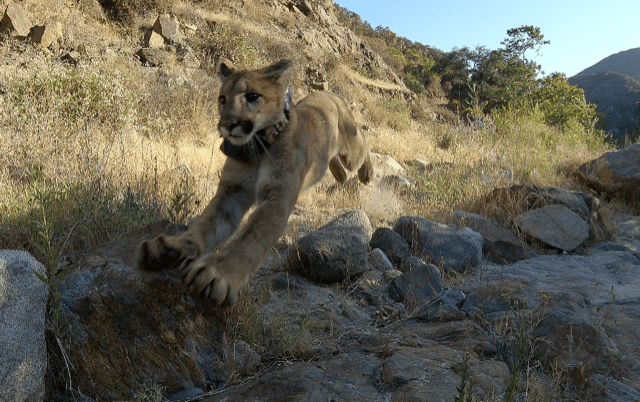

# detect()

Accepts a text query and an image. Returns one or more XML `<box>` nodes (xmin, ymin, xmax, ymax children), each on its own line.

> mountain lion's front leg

<box><xmin>182</xmin><ymin>168</ymin><xmax>301</xmax><ymax>307</ymax></box>
<box><xmin>135</xmin><ymin>177</ymin><xmax>256</xmax><ymax>274</ymax></box>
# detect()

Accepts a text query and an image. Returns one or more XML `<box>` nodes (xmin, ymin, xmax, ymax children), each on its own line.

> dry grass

<box><xmin>0</xmin><ymin>0</ymin><xmax>614</xmax><ymax>265</ymax></box>
<box><xmin>0</xmin><ymin>1</ymin><xmax>625</xmax><ymax>401</ymax></box>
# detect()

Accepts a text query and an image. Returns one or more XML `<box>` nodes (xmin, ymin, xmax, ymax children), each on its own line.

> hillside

<box><xmin>569</xmin><ymin>71</ymin><xmax>640</xmax><ymax>139</ymax></box>
<box><xmin>2</xmin><ymin>1</ymin><xmax>635</xmax><ymax>401</ymax></box>
<box><xmin>573</xmin><ymin>47</ymin><xmax>640</xmax><ymax>80</ymax></box>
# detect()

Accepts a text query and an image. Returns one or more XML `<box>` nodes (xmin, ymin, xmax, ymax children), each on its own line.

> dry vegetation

<box><xmin>0</xmin><ymin>0</ymin><xmax>625</xmax><ymax>400</ymax></box>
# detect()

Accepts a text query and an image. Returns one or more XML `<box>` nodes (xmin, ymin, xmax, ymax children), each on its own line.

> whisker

<box><xmin>254</xmin><ymin>135</ymin><xmax>273</xmax><ymax>160</ymax></box>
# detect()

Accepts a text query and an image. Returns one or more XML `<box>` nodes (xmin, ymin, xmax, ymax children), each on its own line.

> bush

<box><xmin>528</xmin><ymin>73</ymin><xmax>600</xmax><ymax>133</ymax></box>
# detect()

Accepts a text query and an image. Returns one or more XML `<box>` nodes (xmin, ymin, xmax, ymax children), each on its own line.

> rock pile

<box><xmin>1</xmin><ymin>3</ymin><xmax>62</xmax><ymax>47</ymax></box>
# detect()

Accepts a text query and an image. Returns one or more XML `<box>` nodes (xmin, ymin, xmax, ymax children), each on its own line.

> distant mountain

<box><xmin>569</xmin><ymin>71</ymin><xmax>640</xmax><ymax>139</ymax></box>
<box><xmin>573</xmin><ymin>48</ymin><xmax>640</xmax><ymax>80</ymax></box>
<box><xmin>569</xmin><ymin>48</ymin><xmax>640</xmax><ymax>139</ymax></box>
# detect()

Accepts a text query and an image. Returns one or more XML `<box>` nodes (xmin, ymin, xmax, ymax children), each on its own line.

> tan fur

<box><xmin>135</xmin><ymin>59</ymin><xmax>373</xmax><ymax>307</ymax></box>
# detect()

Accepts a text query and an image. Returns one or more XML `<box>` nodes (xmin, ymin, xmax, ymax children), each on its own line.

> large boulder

<box><xmin>453</xmin><ymin>211</ymin><xmax>526</xmax><ymax>263</ymax></box>
<box><xmin>393</xmin><ymin>216</ymin><xmax>480</xmax><ymax>272</ymax></box>
<box><xmin>388</xmin><ymin>260</ymin><xmax>444</xmax><ymax>307</ymax></box>
<box><xmin>576</xmin><ymin>143</ymin><xmax>640</xmax><ymax>202</ymax></box>
<box><xmin>58</xmin><ymin>222</ymin><xmax>228</xmax><ymax>400</ymax></box>
<box><xmin>369</xmin><ymin>227</ymin><xmax>411</xmax><ymax>267</ymax></box>
<box><xmin>515</xmin><ymin>204</ymin><xmax>590</xmax><ymax>251</ymax></box>
<box><xmin>464</xmin><ymin>247</ymin><xmax>640</xmax><ymax>385</ymax></box>
<box><xmin>27</xmin><ymin>20</ymin><xmax>63</xmax><ymax>49</ymax></box>
<box><xmin>289</xmin><ymin>209</ymin><xmax>372</xmax><ymax>283</ymax></box>
<box><xmin>0</xmin><ymin>251</ymin><xmax>48</xmax><ymax>402</ymax></box>
<box><xmin>0</xmin><ymin>3</ymin><xmax>32</xmax><ymax>38</ymax></box>
<box><xmin>152</xmin><ymin>15</ymin><xmax>183</xmax><ymax>45</ymax></box>
<box><xmin>488</xmin><ymin>184</ymin><xmax>599</xmax><ymax>225</ymax></box>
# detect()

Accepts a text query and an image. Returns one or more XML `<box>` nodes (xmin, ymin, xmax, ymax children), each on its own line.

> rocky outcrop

<box><xmin>57</xmin><ymin>223</ymin><xmax>228</xmax><ymax>400</ymax></box>
<box><xmin>152</xmin><ymin>15</ymin><xmax>184</xmax><ymax>45</ymax></box>
<box><xmin>576</xmin><ymin>143</ymin><xmax>640</xmax><ymax>202</ymax></box>
<box><xmin>486</xmin><ymin>184</ymin><xmax>601</xmax><ymax>252</ymax></box>
<box><xmin>0</xmin><ymin>251</ymin><xmax>48</xmax><ymax>402</ymax></box>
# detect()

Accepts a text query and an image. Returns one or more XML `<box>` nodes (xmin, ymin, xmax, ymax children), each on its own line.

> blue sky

<box><xmin>334</xmin><ymin>0</ymin><xmax>640</xmax><ymax>78</ymax></box>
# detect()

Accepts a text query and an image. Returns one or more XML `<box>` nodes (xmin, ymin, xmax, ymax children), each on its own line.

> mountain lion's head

<box><xmin>217</xmin><ymin>59</ymin><xmax>293</xmax><ymax>146</ymax></box>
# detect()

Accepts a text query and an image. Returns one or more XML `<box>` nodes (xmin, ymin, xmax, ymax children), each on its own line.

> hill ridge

<box><xmin>573</xmin><ymin>47</ymin><xmax>640</xmax><ymax>80</ymax></box>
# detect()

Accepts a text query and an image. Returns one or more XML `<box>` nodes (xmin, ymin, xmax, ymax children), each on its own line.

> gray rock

<box><xmin>153</xmin><ymin>15</ymin><xmax>183</xmax><ymax>45</ymax></box>
<box><xmin>614</xmin><ymin>212</ymin><xmax>640</xmax><ymax>240</ymax></box>
<box><xmin>223</xmin><ymin>340</ymin><xmax>261</xmax><ymax>376</ymax></box>
<box><xmin>577</xmin><ymin>143</ymin><xmax>640</xmax><ymax>202</ymax></box>
<box><xmin>398</xmin><ymin>255</ymin><xmax>423</xmax><ymax>273</ymax></box>
<box><xmin>453</xmin><ymin>210</ymin><xmax>526</xmax><ymax>263</ymax></box>
<box><xmin>515</xmin><ymin>204</ymin><xmax>589</xmax><ymax>251</ymax></box>
<box><xmin>205</xmin><ymin>353</ymin><xmax>381</xmax><ymax>401</ymax></box>
<box><xmin>380</xmin><ymin>346</ymin><xmax>462</xmax><ymax>398</ymax></box>
<box><xmin>1</xmin><ymin>3</ymin><xmax>32</xmax><ymax>38</ymax></box>
<box><xmin>461</xmin><ymin>292</ymin><xmax>477</xmax><ymax>311</ymax></box>
<box><xmin>490</xmin><ymin>184</ymin><xmax>596</xmax><ymax>223</ymax></box>
<box><xmin>383</xmin><ymin>269</ymin><xmax>402</xmax><ymax>282</ymax></box>
<box><xmin>57</xmin><ymin>222</ymin><xmax>227</xmax><ymax>400</ymax></box>
<box><xmin>465</xmin><ymin>249</ymin><xmax>640</xmax><ymax>384</ymax></box>
<box><xmin>394</xmin><ymin>216</ymin><xmax>480</xmax><ymax>272</ymax></box>
<box><xmin>457</xmin><ymin>227</ymin><xmax>483</xmax><ymax>265</ymax></box>
<box><xmin>409</xmin><ymin>289</ymin><xmax>466</xmax><ymax>321</ymax></box>
<box><xmin>368</xmin><ymin>152</ymin><xmax>406</xmax><ymax>184</ymax></box>
<box><xmin>168</xmin><ymin>387</ymin><xmax>205</xmax><ymax>401</ymax></box>
<box><xmin>369</xmin><ymin>227</ymin><xmax>411</xmax><ymax>266</ymax></box>
<box><xmin>0</xmin><ymin>251</ymin><xmax>48</xmax><ymax>402</ymax></box>
<box><xmin>289</xmin><ymin>209</ymin><xmax>372</xmax><ymax>283</ymax></box>
<box><xmin>389</xmin><ymin>261</ymin><xmax>443</xmax><ymax>307</ymax></box>
<box><xmin>588</xmin><ymin>374</ymin><xmax>640</xmax><ymax>402</ymax></box>
<box><xmin>59</xmin><ymin>260</ymin><xmax>227</xmax><ymax>400</ymax></box>
<box><xmin>368</xmin><ymin>248</ymin><xmax>394</xmax><ymax>272</ymax></box>
<box><xmin>137</xmin><ymin>47</ymin><xmax>170</xmax><ymax>66</ymax></box>
<box><xmin>433</xmin><ymin>289</ymin><xmax>467</xmax><ymax>308</ymax></box>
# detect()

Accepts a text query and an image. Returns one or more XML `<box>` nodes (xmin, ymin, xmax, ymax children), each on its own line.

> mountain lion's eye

<box><xmin>245</xmin><ymin>92</ymin><xmax>260</xmax><ymax>103</ymax></box>
<box><xmin>219</xmin><ymin>95</ymin><xmax>226</xmax><ymax>105</ymax></box>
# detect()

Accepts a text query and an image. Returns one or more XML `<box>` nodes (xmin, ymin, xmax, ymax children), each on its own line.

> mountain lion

<box><xmin>135</xmin><ymin>59</ymin><xmax>373</xmax><ymax>307</ymax></box>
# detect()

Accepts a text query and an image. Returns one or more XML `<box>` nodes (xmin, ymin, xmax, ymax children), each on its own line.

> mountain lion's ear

<box><xmin>218</xmin><ymin>59</ymin><xmax>237</xmax><ymax>80</ymax></box>
<box><xmin>264</xmin><ymin>59</ymin><xmax>293</xmax><ymax>84</ymax></box>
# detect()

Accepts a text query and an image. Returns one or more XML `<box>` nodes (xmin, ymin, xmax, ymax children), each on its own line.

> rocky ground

<box><xmin>3</xmin><ymin>147</ymin><xmax>640</xmax><ymax>401</ymax></box>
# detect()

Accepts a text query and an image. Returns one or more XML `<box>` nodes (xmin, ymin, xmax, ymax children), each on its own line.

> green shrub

<box><xmin>528</xmin><ymin>73</ymin><xmax>600</xmax><ymax>133</ymax></box>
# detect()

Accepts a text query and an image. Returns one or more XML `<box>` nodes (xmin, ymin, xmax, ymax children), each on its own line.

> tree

<box><xmin>500</xmin><ymin>26</ymin><xmax>550</xmax><ymax>65</ymax></box>
<box><xmin>529</xmin><ymin>73</ymin><xmax>600</xmax><ymax>131</ymax></box>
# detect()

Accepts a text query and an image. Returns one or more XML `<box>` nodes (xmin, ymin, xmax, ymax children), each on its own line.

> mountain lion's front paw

<box><xmin>135</xmin><ymin>235</ymin><xmax>199</xmax><ymax>272</ymax></box>
<box><xmin>181</xmin><ymin>253</ymin><xmax>249</xmax><ymax>307</ymax></box>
